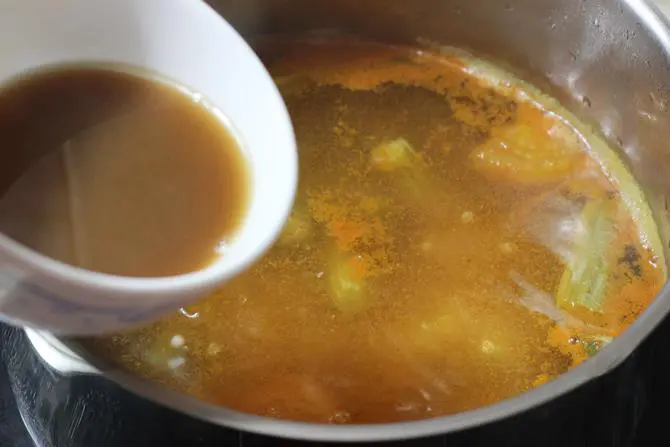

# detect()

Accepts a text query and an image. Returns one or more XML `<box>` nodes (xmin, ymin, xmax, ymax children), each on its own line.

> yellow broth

<box><xmin>85</xmin><ymin>39</ymin><xmax>665</xmax><ymax>424</ymax></box>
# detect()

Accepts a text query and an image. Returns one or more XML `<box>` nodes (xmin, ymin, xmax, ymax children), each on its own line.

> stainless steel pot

<box><xmin>25</xmin><ymin>0</ymin><xmax>670</xmax><ymax>442</ymax></box>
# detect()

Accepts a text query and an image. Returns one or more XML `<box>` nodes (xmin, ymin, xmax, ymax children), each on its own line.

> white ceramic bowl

<box><xmin>0</xmin><ymin>0</ymin><xmax>297</xmax><ymax>335</ymax></box>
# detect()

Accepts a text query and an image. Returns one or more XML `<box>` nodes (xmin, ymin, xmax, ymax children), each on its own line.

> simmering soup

<box><xmin>86</xmin><ymin>38</ymin><xmax>666</xmax><ymax>423</ymax></box>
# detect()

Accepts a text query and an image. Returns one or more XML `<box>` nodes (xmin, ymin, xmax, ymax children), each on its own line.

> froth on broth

<box><xmin>86</xmin><ymin>39</ymin><xmax>666</xmax><ymax>424</ymax></box>
<box><xmin>0</xmin><ymin>65</ymin><xmax>249</xmax><ymax>277</ymax></box>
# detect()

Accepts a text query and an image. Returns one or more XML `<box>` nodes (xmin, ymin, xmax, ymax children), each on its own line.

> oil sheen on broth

<box><xmin>0</xmin><ymin>65</ymin><xmax>249</xmax><ymax>277</ymax></box>
<box><xmin>87</xmin><ymin>39</ymin><xmax>666</xmax><ymax>423</ymax></box>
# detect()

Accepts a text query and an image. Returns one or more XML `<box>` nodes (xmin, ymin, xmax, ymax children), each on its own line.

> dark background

<box><xmin>0</xmin><ymin>317</ymin><xmax>669</xmax><ymax>447</ymax></box>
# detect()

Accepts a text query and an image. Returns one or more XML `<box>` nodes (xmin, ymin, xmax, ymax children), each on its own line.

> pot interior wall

<box><xmin>207</xmin><ymin>0</ymin><xmax>670</xmax><ymax>263</ymax></box>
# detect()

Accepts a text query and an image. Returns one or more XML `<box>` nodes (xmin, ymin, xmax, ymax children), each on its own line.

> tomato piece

<box><xmin>470</xmin><ymin>107</ymin><xmax>584</xmax><ymax>184</ymax></box>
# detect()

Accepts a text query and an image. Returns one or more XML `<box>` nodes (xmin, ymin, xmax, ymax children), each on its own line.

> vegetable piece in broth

<box><xmin>369</xmin><ymin>138</ymin><xmax>436</xmax><ymax>213</ymax></box>
<box><xmin>556</xmin><ymin>199</ymin><xmax>619</xmax><ymax>312</ymax></box>
<box><xmin>329</xmin><ymin>253</ymin><xmax>369</xmax><ymax>314</ymax></box>
<box><xmin>370</xmin><ymin>138</ymin><xmax>420</xmax><ymax>172</ymax></box>
<box><xmin>470</xmin><ymin>107</ymin><xmax>584</xmax><ymax>184</ymax></box>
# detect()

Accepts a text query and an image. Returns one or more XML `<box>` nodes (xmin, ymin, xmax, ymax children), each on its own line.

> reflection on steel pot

<box><xmin>27</xmin><ymin>0</ymin><xmax>670</xmax><ymax>442</ymax></box>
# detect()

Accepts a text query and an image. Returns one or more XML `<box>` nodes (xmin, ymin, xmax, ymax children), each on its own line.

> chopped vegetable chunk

<box><xmin>470</xmin><ymin>107</ymin><xmax>584</xmax><ymax>184</ymax></box>
<box><xmin>556</xmin><ymin>199</ymin><xmax>619</xmax><ymax>312</ymax></box>
<box><xmin>329</xmin><ymin>254</ymin><xmax>369</xmax><ymax>314</ymax></box>
<box><xmin>370</xmin><ymin>138</ymin><xmax>420</xmax><ymax>172</ymax></box>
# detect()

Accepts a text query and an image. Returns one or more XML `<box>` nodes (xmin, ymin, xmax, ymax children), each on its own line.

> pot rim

<box><xmin>40</xmin><ymin>0</ymin><xmax>670</xmax><ymax>441</ymax></box>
